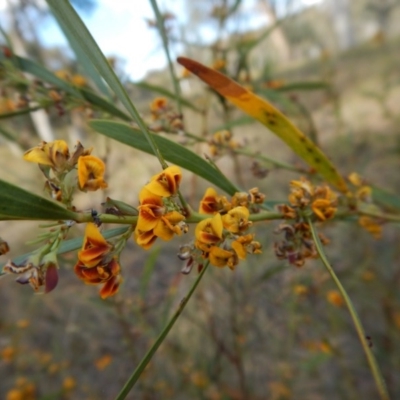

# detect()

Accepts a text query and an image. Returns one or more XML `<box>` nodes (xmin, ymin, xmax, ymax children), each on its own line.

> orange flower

<box><xmin>222</xmin><ymin>206</ymin><xmax>251</xmax><ymax>233</ymax></box>
<box><xmin>23</xmin><ymin>140</ymin><xmax>70</xmax><ymax>171</ymax></box>
<box><xmin>95</xmin><ymin>354</ymin><xmax>112</xmax><ymax>370</ymax></box>
<box><xmin>74</xmin><ymin>257</ymin><xmax>122</xmax><ymax>299</ymax></box>
<box><xmin>77</xmin><ymin>155</ymin><xmax>108</xmax><ymax>191</ymax></box>
<box><xmin>326</xmin><ymin>290</ymin><xmax>344</xmax><ymax>307</ymax></box>
<box><xmin>74</xmin><ymin>224</ymin><xmax>121</xmax><ymax>299</ymax></box>
<box><xmin>150</xmin><ymin>97</ymin><xmax>168</xmax><ymax>113</ymax></box>
<box><xmin>78</xmin><ymin>223</ymin><xmax>113</xmax><ymax>267</ymax></box>
<box><xmin>145</xmin><ymin>165</ymin><xmax>182</xmax><ymax>197</ymax></box>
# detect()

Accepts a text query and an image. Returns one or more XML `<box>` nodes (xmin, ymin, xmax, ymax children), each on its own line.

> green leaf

<box><xmin>0</xmin><ymin>53</ymin><xmax>131</xmax><ymax>120</ymax></box>
<box><xmin>135</xmin><ymin>81</ymin><xmax>201</xmax><ymax>112</ymax></box>
<box><xmin>371</xmin><ymin>185</ymin><xmax>400</xmax><ymax>214</ymax></box>
<box><xmin>275</xmin><ymin>81</ymin><xmax>330</xmax><ymax>92</ymax></box>
<box><xmin>45</xmin><ymin>0</ymin><xmax>165</xmax><ymax>167</ymax></box>
<box><xmin>89</xmin><ymin>119</ymin><xmax>240</xmax><ymax>195</ymax></box>
<box><xmin>0</xmin><ymin>179</ymin><xmax>78</xmax><ymax>221</ymax></box>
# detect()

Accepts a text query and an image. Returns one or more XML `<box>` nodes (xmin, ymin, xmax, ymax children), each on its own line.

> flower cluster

<box><xmin>275</xmin><ymin>178</ymin><xmax>335</xmax><ymax>267</ymax></box>
<box><xmin>23</xmin><ymin>140</ymin><xmax>107</xmax><ymax>205</ymax></box>
<box><xmin>285</xmin><ymin>178</ymin><xmax>338</xmax><ymax>221</ymax></box>
<box><xmin>148</xmin><ymin>97</ymin><xmax>183</xmax><ymax>132</ymax></box>
<box><xmin>74</xmin><ymin>223</ymin><xmax>122</xmax><ymax>299</ymax></box>
<box><xmin>134</xmin><ymin>166</ymin><xmax>187</xmax><ymax>249</ymax></box>
<box><xmin>208</xmin><ymin>130</ymin><xmax>241</xmax><ymax>157</ymax></box>
<box><xmin>181</xmin><ymin>187</ymin><xmax>263</xmax><ymax>271</ymax></box>
<box><xmin>347</xmin><ymin>172</ymin><xmax>383</xmax><ymax>239</ymax></box>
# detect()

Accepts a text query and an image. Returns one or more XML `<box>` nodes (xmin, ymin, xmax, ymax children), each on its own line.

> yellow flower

<box><xmin>145</xmin><ymin>165</ymin><xmax>182</xmax><ymax>197</ymax></box>
<box><xmin>23</xmin><ymin>140</ymin><xmax>70</xmax><ymax>171</ymax></box>
<box><xmin>348</xmin><ymin>172</ymin><xmax>363</xmax><ymax>186</ymax></box>
<box><xmin>181</xmin><ymin>67</ymin><xmax>191</xmax><ymax>78</ymax></box>
<box><xmin>358</xmin><ymin>216</ymin><xmax>382</xmax><ymax>239</ymax></box>
<box><xmin>55</xmin><ymin>69</ymin><xmax>71</xmax><ymax>81</ymax></box>
<box><xmin>231</xmin><ymin>234</ymin><xmax>261</xmax><ymax>259</ymax></box>
<box><xmin>0</xmin><ymin>97</ymin><xmax>16</xmax><ymax>114</ymax></box>
<box><xmin>326</xmin><ymin>290</ymin><xmax>344</xmax><ymax>307</ymax></box>
<box><xmin>77</xmin><ymin>155</ymin><xmax>108</xmax><ymax>191</ymax></box>
<box><xmin>6</xmin><ymin>389</ymin><xmax>24</xmax><ymax>400</ymax></box>
<box><xmin>195</xmin><ymin>213</ymin><xmax>223</xmax><ymax>247</ymax></box>
<box><xmin>311</xmin><ymin>198</ymin><xmax>336</xmax><ymax>221</ymax></box>
<box><xmin>211</xmin><ymin>59</ymin><xmax>226</xmax><ymax>70</ymax></box>
<box><xmin>221</xmin><ymin>206</ymin><xmax>250</xmax><ymax>233</ymax></box>
<box><xmin>209</xmin><ymin>246</ymin><xmax>237</xmax><ymax>269</ymax></box>
<box><xmin>71</xmin><ymin>74</ymin><xmax>87</xmax><ymax>87</ymax></box>
<box><xmin>62</xmin><ymin>377</ymin><xmax>76</xmax><ymax>391</ymax></box>
<box><xmin>293</xmin><ymin>284</ymin><xmax>309</xmax><ymax>296</ymax></box>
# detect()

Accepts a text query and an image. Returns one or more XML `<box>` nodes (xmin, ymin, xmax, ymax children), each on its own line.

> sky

<box><xmin>0</xmin><ymin>0</ymin><xmax>322</xmax><ymax>81</ymax></box>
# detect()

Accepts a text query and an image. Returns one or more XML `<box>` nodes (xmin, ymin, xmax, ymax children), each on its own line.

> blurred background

<box><xmin>1</xmin><ymin>0</ymin><xmax>400</xmax><ymax>399</ymax></box>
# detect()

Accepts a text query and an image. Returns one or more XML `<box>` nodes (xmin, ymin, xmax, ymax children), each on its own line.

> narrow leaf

<box><xmin>0</xmin><ymin>53</ymin><xmax>131</xmax><ymax>120</ymax></box>
<box><xmin>89</xmin><ymin>119</ymin><xmax>240</xmax><ymax>195</ymax></box>
<box><xmin>45</xmin><ymin>0</ymin><xmax>166</xmax><ymax>167</ymax></box>
<box><xmin>177</xmin><ymin>57</ymin><xmax>348</xmax><ymax>192</ymax></box>
<box><xmin>0</xmin><ymin>179</ymin><xmax>78</xmax><ymax>221</ymax></box>
<box><xmin>276</xmin><ymin>81</ymin><xmax>330</xmax><ymax>92</ymax></box>
<box><xmin>371</xmin><ymin>186</ymin><xmax>400</xmax><ymax>214</ymax></box>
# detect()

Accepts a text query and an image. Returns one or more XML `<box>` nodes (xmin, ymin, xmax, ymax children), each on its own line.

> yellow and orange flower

<box><xmin>195</xmin><ymin>213</ymin><xmax>223</xmax><ymax>252</ymax></box>
<box><xmin>222</xmin><ymin>206</ymin><xmax>251</xmax><ymax>233</ymax></box>
<box><xmin>145</xmin><ymin>165</ymin><xmax>182</xmax><ymax>197</ymax></box>
<box><xmin>150</xmin><ymin>97</ymin><xmax>168</xmax><ymax>113</ymax></box>
<box><xmin>134</xmin><ymin>187</ymin><xmax>186</xmax><ymax>249</ymax></box>
<box><xmin>78</xmin><ymin>223</ymin><xmax>113</xmax><ymax>267</ymax></box>
<box><xmin>199</xmin><ymin>187</ymin><xmax>232</xmax><ymax>214</ymax></box>
<box><xmin>77</xmin><ymin>155</ymin><xmax>108</xmax><ymax>191</ymax></box>
<box><xmin>74</xmin><ymin>223</ymin><xmax>121</xmax><ymax>299</ymax></box>
<box><xmin>209</xmin><ymin>246</ymin><xmax>237</xmax><ymax>270</ymax></box>
<box><xmin>358</xmin><ymin>216</ymin><xmax>382</xmax><ymax>239</ymax></box>
<box><xmin>199</xmin><ymin>187</ymin><xmax>220</xmax><ymax>214</ymax></box>
<box><xmin>326</xmin><ymin>290</ymin><xmax>344</xmax><ymax>307</ymax></box>
<box><xmin>23</xmin><ymin>140</ymin><xmax>70</xmax><ymax>171</ymax></box>
<box><xmin>231</xmin><ymin>233</ymin><xmax>261</xmax><ymax>259</ymax></box>
<box><xmin>288</xmin><ymin>178</ymin><xmax>337</xmax><ymax>221</ymax></box>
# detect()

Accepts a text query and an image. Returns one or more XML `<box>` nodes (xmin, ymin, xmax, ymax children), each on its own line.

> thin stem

<box><xmin>149</xmin><ymin>0</ymin><xmax>182</xmax><ymax>117</ymax></box>
<box><xmin>307</xmin><ymin>218</ymin><xmax>390</xmax><ymax>400</ymax></box>
<box><xmin>115</xmin><ymin>262</ymin><xmax>210</xmax><ymax>400</ymax></box>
